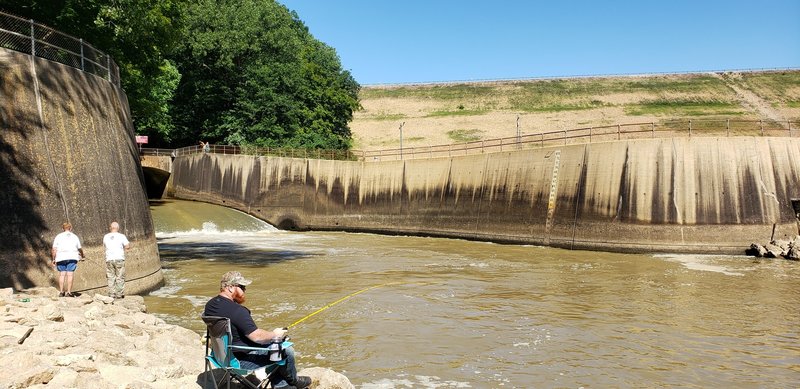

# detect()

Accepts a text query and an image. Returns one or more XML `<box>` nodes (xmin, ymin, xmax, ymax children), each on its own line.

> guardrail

<box><xmin>140</xmin><ymin>118</ymin><xmax>799</xmax><ymax>162</ymax></box>
<box><xmin>355</xmin><ymin>119</ymin><xmax>799</xmax><ymax>161</ymax></box>
<box><xmin>0</xmin><ymin>10</ymin><xmax>120</xmax><ymax>87</ymax></box>
<box><xmin>140</xmin><ymin>144</ymin><xmax>359</xmax><ymax>160</ymax></box>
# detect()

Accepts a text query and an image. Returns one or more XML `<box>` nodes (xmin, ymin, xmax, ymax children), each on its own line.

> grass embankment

<box><xmin>350</xmin><ymin>70</ymin><xmax>800</xmax><ymax>150</ymax></box>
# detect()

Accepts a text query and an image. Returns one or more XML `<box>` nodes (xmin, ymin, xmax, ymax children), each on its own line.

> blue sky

<box><xmin>278</xmin><ymin>0</ymin><xmax>800</xmax><ymax>85</ymax></box>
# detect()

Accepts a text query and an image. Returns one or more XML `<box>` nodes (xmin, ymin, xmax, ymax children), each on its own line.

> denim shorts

<box><xmin>56</xmin><ymin>260</ymin><xmax>78</xmax><ymax>272</ymax></box>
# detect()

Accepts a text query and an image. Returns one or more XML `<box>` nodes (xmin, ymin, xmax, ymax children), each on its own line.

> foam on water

<box><xmin>653</xmin><ymin>253</ymin><xmax>750</xmax><ymax>276</ymax></box>
<box><xmin>360</xmin><ymin>375</ymin><xmax>471</xmax><ymax>388</ymax></box>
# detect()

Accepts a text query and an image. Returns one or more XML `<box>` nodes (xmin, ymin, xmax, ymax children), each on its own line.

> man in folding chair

<box><xmin>204</xmin><ymin>271</ymin><xmax>312</xmax><ymax>389</ymax></box>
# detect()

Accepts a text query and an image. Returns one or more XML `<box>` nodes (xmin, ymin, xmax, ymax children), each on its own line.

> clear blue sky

<box><xmin>278</xmin><ymin>0</ymin><xmax>800</xmax><ymax>85</ymax></box>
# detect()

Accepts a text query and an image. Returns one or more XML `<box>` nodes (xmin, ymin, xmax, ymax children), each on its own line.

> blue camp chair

<box><xmin>201</xmin><ymin>315</ymin><xmax>292</xmax><ymax>389</ymax></box>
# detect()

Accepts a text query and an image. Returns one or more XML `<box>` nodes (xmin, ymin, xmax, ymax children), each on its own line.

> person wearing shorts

<box><xmin>51</xmin><ymin>222</ymin><xmax>84</xmax><ymax>297</ymax></box>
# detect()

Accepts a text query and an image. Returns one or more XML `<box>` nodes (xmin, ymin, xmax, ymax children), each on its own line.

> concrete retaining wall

<box><xmin>171</xmin><ymin>136</ymin><xmax>800</xmax><ymax>254</ymax></box>
<box><xmin>0</xmin><ymin>48</ymin><xmax>163</xmax><ymax>292</ymax></box>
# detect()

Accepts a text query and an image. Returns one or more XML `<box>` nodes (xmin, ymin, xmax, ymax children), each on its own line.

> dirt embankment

<box><xmin>349</xmin><ymin>70</ymin><xmax>800</xmax><ymax>150</ymax></box>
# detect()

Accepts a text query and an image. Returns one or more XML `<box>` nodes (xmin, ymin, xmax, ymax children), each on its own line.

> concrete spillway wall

<box><xmin>171</xmin><ymin>136</ymin><xmax>800</xmax><ymax>254</ymax></box>
<box><xmin>0</xmin><ymin>48</ymin><xmax>162</xmax><ymax>292</ymax></box>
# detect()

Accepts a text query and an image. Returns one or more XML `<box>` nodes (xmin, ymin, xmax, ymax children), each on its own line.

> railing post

<box><xmin>80</xmin><ymin>39</ymin><xmax>84</xmax><ymax>70</ymax></box>
<box><xmin>760</xmin><ymin>119</ymin><xmax>764</xmax><ymax>136</ymax></box>
<box><xmin>617</xmin><ymin>124</ymin><xmax>621</xmax><ymax>140</ymax></box>
<box><xmin>107</xmin><ymin>56</ymin><xmax>111</xmax><ymax>82</ymax></box>
<box><xmin>30</xmin><ymin>19</ymin><xmax>35</xmax><ymax>57</ymax></box>
<box><xmin>540</xmin><ymin>133</ymin><xmax>544</xmax><ymax>148</ymax></box>
<box><xmin>589</xmin><ymin>127</ymin><xmax>593</xmax><ymax>143</ymax></box>
<box><xmin>689</xmin><ymin>120</ymin><xmax>692</xmax><ymax>137</ymax></box>
<box><xmin>564</xmin><ymin>130</ymin><xmax>567</xmax><ymax>145</ymax></box>
<box><xmin>651</xmin><ymin>122</ymin><xmax>655</xmax><ymax>138</ymax></box>
<box><xmin>726</xmin><ymin>119</ymin><xmax>730</xmax><ymax>137</ymax></box>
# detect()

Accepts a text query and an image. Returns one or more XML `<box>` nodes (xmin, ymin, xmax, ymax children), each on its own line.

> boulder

<box><xmin>746</xmin><ymin>243</ymin><xmax>767</xmax><ymax>257</ymax></box>
<box><xmin>764</xmin><ymin>243</ymin><xmax>782</xmax><ymax>258</ymax></box>
<box><xmin>299</xmin><ymin>366</ymin><xmax>355</xmax><ymax>389</ymax></box>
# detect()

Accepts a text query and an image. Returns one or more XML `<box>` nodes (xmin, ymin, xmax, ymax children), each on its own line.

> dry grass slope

<box><xmin>349</xmin><ymin>70</ymin><xmax>800</xmax><ymax>150</ymax></box>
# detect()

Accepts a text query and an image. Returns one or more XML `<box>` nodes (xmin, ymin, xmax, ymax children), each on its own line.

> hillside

<box><xmin>349</xmin><ymin>70</ymin><xmax>800</xmax><ymax>150</ymax></box>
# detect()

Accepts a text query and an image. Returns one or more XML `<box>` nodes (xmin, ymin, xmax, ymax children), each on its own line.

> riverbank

<box><xmin>0</xmin><ymin>287</ymin><xmax>352</xmax><ymax>388</ymax></box>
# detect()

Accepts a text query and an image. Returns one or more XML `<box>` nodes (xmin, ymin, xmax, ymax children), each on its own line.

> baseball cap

<box><xmin>220</xmin><ymin>271</ymin><xmax>252</xmax><ymax>288</ymax></box>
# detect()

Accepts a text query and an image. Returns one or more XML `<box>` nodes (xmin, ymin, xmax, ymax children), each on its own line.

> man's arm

<box><xmin>246</xmin><ymin>327</ymin><xmax>288</xmax><ymax>344</ymax></box>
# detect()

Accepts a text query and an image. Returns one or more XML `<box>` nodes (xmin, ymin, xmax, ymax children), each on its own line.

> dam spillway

<box><xmin>170</xmin><ymin>136</ymin><xmax>800</xmax><ymax>254</ymax></box>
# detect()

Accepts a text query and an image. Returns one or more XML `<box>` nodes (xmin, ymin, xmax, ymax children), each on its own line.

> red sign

<box><xmin>135</xmin><ymin>135</ymin><xmax>149</xmax><ymax>144</ymax></box>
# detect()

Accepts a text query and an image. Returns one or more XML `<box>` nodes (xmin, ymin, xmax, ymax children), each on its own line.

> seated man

<box><xmin>204</xmin><ymin>271</ymin><xmax>311</xmax><ymax>389</ymax></box>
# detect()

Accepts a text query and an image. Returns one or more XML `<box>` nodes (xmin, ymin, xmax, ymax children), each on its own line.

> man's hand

<box><xmin>272</xmin><ymin>327</ymin><xmax>288</xmax><ymax>339</ymax></box>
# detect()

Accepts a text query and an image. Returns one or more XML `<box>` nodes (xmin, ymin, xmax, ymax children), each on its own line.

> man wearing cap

<box><xmin>204</xmin><ymin>271</ymin><xmax>311</xmax><ymax>389</ymax></box>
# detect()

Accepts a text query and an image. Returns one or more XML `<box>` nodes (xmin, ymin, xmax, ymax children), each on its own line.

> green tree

<box><xmin>170</xmin><ymin>0</ymin><xmax>360</xmax><ymax>149</ymax></box>
<box><xmin>1</xmin><ymin>0</ymin><xmax>182</xmax><ymax>144</ymax></box>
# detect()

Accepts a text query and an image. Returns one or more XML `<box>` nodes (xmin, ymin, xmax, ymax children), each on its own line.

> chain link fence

<box><xmin>0</xmin><ymin>10</ymin><xmax>120</xmax><ymax>87</ymax></box>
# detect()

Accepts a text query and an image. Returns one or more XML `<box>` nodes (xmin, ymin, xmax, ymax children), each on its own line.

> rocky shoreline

<box><xmin>0</xmin><ymin>287</ymin><xmax>353</xmax><ymax>389</ymax></box>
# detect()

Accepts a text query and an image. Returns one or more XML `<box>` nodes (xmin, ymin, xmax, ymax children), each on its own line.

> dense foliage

<box><xmin>0</xmin><ymin>0</ymin><xmax>360</xmax><ymax>148</ymax></box>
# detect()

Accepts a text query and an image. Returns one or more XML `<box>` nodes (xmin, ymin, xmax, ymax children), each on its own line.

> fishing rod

<box><xmin>287</xmin><ymin>281</ymin><xmax>401</xmax><ymax>329</ymax></box>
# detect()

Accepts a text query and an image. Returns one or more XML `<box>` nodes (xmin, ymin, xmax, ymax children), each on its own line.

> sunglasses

<box><xmin>235</xmin><ymin>284</ymin><xmax>246</xmax><ymax>292</ymax></box>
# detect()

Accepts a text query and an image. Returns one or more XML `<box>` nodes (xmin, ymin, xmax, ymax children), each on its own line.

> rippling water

<box><xmin>145</xmin><ymin>199</ymin><xmax>800</xmax><ymax>388</ymax></box>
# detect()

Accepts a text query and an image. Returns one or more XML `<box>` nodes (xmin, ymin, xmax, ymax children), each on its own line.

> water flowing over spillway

<box><xmin>145</xmin><ymin>200</ymin><xmax>800</xmax><ymax>388</ymax></box>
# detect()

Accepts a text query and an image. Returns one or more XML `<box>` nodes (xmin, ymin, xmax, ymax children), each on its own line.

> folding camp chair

<box><xmin>202</xmin><ymin>315</ymin><xmax>292</xmax><ymax>389</ymax></box>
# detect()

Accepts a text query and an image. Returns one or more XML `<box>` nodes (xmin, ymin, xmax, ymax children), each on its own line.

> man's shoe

<box><xmin>293</xmin><ymin>376</ymin><xmax>312</xmax><ymax>389</ymax></box>
<box><xmin>59</xmin><ymin>292</ymin><xmax>65</xmax><ymax>297</ymax></box>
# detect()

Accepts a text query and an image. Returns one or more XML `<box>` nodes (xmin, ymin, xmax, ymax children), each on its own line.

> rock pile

<box><xmin>746</xmin><ymin>236</ymin><xmax>800</xmax><ymax>260</ymax></box>
<box><xmin>0</xmin><ymin>287</ymin><xmax>353</xmax><ymax>389</ymax></box>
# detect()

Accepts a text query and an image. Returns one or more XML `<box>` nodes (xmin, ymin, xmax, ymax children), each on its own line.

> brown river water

<box><xmin>145</xmin><ymin>199</ymin><xmax>800</xmax><ymax>388</ymax></box>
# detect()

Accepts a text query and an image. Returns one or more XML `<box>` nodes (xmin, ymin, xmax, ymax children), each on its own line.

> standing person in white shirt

<box><xmin>51</xmin><ymin>222</ymin><xmax>84</xmax><ymax>297</ymax></box>
<box><xmin>103</xmin><ymin>221</ymin><xmax>130</xmax><ymax>299</ymax></box>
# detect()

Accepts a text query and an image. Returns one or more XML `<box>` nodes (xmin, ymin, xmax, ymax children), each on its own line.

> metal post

<box><xmin>617</xmin><ymin>124</ymin><xmax>621</xmax><ymax>140</ymax></box>
<box><xmin>516</xmin><ymin>115</ymin><xmax>521</xmax><ymax>147</ymax></box>
<box><xmin>399</xmin><ymin>122</ymin><xmax>404</xmax><ymax>160</ymax></box>
<box><xmin>80</xmin><ymin>39</ymin><xmax>84</xmax><ymax>70</ymax></box>
<box><xmin>564</xmin><ymin>130</ymin><xmax>567</xmax><ymax>145</ymax></box>
<box><xmin>589</xmin><ymin>127</ymin><xmax>593</xmax><ymax>143</ymax></box>
<box><xmin>107</xmin><ymin>56</ymin><xmax>111</xmax><ymax>82</ymax></box>
<box><xmin>689</xmin><ymin>120</ymin><xmax>692</xmax><ymax>137</ymax></box>
<box><xmin>651</xmin><ymin>122</ymin><xmax>655</xmax><ymax>138</ymax></box>
<box><xmin>30</xmin><ymin>19</ymin><xmax>35</xmax><ymax>57</ymax></box>
<box><xmin>760</xmin><ymin>119</ymin><xmax>763</xmax><ymax>136</ymax></box>
<box><xmin>726</xmin><ymin>119</ymin><xmax>730</xmax><ymax>137</ymax></box>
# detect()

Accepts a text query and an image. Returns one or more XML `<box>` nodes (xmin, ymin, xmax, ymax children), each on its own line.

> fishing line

<box><xmin>287</xmin><ymin>281</ymin><xmax>402</xmax><ymax>329</ymax></box>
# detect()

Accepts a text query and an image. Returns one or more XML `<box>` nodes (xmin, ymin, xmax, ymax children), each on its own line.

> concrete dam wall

<box><xmin>0</xmin><ymin>47</ymin><xmax>162</xmax><ymax>292</ymax></box>
<box><xmin>171</xmin><ymin>136</ymin><xmax>800</xmax><ymax>254</ymax></box>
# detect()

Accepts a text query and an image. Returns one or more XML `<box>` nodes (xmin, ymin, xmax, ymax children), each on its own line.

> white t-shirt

<box><xmin>52</xmin><ymin>231</ymin><xmax>82</xmax><ymax>263</ymax></box>
<box><xmin>103</xmin><ymin>232</ymin><xmax>130</xmax><ymax>261</ymax></box>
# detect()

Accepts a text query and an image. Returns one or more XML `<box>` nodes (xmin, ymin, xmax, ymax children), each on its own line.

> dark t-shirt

<box><xmin>204</xmin><ymin>295</ymin><xmax>260</xmax><ymax>348</ymax></box>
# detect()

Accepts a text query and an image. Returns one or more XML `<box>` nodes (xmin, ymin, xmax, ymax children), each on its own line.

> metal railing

<box><xmin>139</xmin><ymin>118</ymin><xmax>800</xmax><ymax>162</ymax></box>
<box><xmin>0</xmin><ymin>10</ymin><xmax>120</xmax><ymax>87</ymax></box>
<box><xmin>140</xmin><ymin>144</ymin><xmax>360</xmax><ymax>161</ymax></box>
<box><xmin>355</xmin><ymin>119</ymin><xmax>800</xmax><ymax>161</ymax></box>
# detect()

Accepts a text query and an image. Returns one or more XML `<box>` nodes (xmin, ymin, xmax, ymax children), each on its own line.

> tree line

<box><xmin>0</xmin><ymin>0</ymin><xmax>360</xmax><ymax>149</ymax></box>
